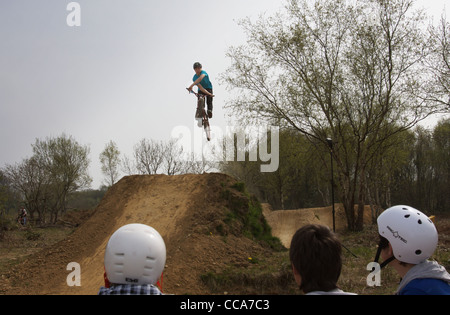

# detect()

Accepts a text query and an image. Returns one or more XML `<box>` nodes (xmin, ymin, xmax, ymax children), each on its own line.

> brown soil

<box><xmin>1</xmin><ymin>173</ymin><xmax>275</xmax><ymax>295</ymax></box>
<box><xmin>263</xmin><ymin>203</ymin><xmax>373</xmax><ymax>248</ymax></box>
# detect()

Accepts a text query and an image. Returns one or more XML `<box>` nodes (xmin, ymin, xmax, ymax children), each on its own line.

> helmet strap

<box><xmin>103</xmin><ymin>267</ymin><xmax>111</xmax><ymax>288</ymax></box>
<box><xmin>374</xmin><ymin>239</ymin><xmax>396</xmax><ymax>270</ymax></box>
<box><xmin>156</xmin><ymin>272</ymin><xmax>163</xmax><ymax>292</ymax></box>
<box><xmin>379</xmin><ymin>255</ymin><xmax>396</xmax><ymax>269</ymax></box>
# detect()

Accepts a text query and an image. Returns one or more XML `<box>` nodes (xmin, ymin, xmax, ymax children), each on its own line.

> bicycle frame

<box><xmin>187</xmin><ymin>89</ymin><xmax>211</xmax><ymax>141</ymax></box>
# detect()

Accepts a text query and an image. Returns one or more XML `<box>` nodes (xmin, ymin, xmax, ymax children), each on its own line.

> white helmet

<box><xmin>377</xmin><ymin>205</ymin><xmax>438</xmax><ymax>264</ymax></box>
<box><xmin>104</xmin><ymin>224</ymin><xmax>166</xmax><ymax>286</ymax></box>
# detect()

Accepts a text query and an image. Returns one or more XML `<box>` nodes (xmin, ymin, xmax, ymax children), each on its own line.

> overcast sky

<box><xmin>1</xmin><ymin>0</ymin><xmax>448</xmax><ymax>189</ymax></box>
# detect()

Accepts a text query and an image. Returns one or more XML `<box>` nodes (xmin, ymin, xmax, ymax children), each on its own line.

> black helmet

<box><xmin>193</xmin><ymin>62</ymin><xmax>202</xmax><ymax>69</ymax></box>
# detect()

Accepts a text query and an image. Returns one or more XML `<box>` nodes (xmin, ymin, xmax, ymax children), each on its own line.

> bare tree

<box><xmin>133</xmin><ymin>139</ymin><xmax>165</xmax><ymax>175</ymax></box>
<box><xmin>131</xmin><ymin>138</ymin><xmax>215</xmax><ymax>176</ymax></box>
<box><xmin>422</xmin><ymin>14</ymin><xmax>450</xmax><ymax>109</ymax></box>
<box><xmin>121</xmin><ymin>154</ymin><xmax>137</xmax><ymax>176</ymax></box>
<box><xmin>185</xmin><ymin>152</ymin><xmax>214</xmax><ymax>174</ymax></box>
<box><xmin>99</xmin><ymin>140</ymin><xmax>121</xmax><ymax>187</ymax></box>
<box><xmin>3</xmin><ymin>157</ymin><xmax>51</xmax><ymax>224</ymax></box>
<box><xmin>163</xmin><ymin>139</ymin><xmax>186</xmax><ymax>176</ymax></box>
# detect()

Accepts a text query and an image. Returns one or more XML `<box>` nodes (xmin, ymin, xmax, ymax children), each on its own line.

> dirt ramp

<box><xmin>61</xmin><ymin>174</ymin><xmax>203</xmax><ymax>295</ymax></box>
<box><xmin>3</xmin><ymin>173</ymin><xmax>275</xmax><ymax>295</ymax></box>
<box><xmin>263</xmin><ymin>204</ymin><xmax>372</xmax><ymax>248</ymax></box>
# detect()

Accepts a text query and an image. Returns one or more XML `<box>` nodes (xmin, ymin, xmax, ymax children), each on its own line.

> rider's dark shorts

<box><xmin>198</xmin><ymin>88</ymin><xmax>213</xmax><ymax>111</ymax></box>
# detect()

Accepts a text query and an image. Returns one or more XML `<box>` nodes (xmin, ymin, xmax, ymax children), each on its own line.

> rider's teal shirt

<box><xmin>193</xmin><ymin>70</ymin><xmax>213</xmax><ymax>91</ymax></box>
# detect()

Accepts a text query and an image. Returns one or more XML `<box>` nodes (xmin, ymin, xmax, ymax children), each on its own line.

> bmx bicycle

<box><xmin>187</xmin><ymin>88</ymin><xmax>211</xmax><ymax>141</ymax></box>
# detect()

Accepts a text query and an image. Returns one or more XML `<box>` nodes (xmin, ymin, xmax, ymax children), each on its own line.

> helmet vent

<box><xmin>404</xmin><ymin>214</ymin><xmax>410</xmax><ymax>218</ymax></box>
<box><xmin>402</xmin><ymin>207</ymin><xmax>408</xmax><ymax>210</ymax></box>
<box><xmin>415</xmin><ymin>250</ymin><xmax>422</xmax><ymax>255</ymax></box>
<box><xmin>418</xmin><ymin>219</ymin><xmax>422</xmax><ymax>224</ymax></box>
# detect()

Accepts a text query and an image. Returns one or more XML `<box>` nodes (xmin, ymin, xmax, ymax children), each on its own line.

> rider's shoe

<box><xmin>208</xmin><ymin>110</ymin><xmax>213</xmax><ymax>119</ymax></box>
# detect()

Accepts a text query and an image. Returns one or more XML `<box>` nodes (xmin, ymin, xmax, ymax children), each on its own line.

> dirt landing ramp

<box><xmin>263</xmin><ymin>204</ymin><xmax>373</xmax><ymax>248</ymax></box>
<box><xmin>2</xmin><ymin>173</ymin><xmax>273</xmax><ymax>295</ymax></box>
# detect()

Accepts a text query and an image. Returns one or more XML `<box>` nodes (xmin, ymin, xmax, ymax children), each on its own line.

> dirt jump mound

<box><xmin>2</xmin><ymin>173</ymin><xmax>280</xmax><ymax>295</ymax></box>
<box><xmin>263</xmin><ymin>204</ymin><xmax>373</xmax><ymax>248</ymax></box>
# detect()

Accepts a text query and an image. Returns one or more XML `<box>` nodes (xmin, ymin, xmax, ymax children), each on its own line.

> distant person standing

<box><xmin>187</xmin><ymin>62</ymin><xmax>215</xmax><ymax>119</ymax></box>
<box><xmin>17</xmin><ymin>207</ymin><xmax>27</xmax><ymax>226</ymax></box>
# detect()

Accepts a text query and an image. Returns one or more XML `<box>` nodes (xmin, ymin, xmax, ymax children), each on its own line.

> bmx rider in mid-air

<box><xmin>187</xmin><ymin>62</ymin><xmax>214</xmax><ymax>119</ymax></box>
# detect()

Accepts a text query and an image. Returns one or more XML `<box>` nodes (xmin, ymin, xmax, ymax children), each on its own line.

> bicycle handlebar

<box><xmin>186</xmin><ymin>88</ymin><xmax>215</xmax><ymax>98</ymax></box>
<box><xmin>186</xmin><ymin>88</ymin><xmax>200</xmax><ymax>97</ymax></box>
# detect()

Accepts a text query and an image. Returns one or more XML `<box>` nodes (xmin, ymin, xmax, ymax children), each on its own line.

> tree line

<box><xmin>1</xmin><ymin>134</ymin><xmax>91</xmax><ymax>225</ymax></box>
<box><xmin>220</xmin><ymin>0</ymin><xmax>449</xmax><ymax>230</ymax></box>
<box><xmin>1</xmin><ymin>121</ymin><xmax>447</xmax><ymax>227</ymax></box>
<box><xmin>101</xmin><ymin>138</ymin><xmax>212</xmax><ymax>187</ymax></box>
<box><xmin>220</xmin><ymin>119</ymin><xmax>450</xmax><ymax>217</ymax></box>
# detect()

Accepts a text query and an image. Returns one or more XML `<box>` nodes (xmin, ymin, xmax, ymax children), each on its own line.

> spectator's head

<box><xmin>104</xmin><ymin>224</ymin><xmax>166</xmax><ymax>286</ymax></box>
<box><xmin>289</xmin><ymin>224</ymin><xmax>342</xmax><ymax>294</ymax></box>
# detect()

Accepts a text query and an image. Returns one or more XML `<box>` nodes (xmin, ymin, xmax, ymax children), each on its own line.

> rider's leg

<box><xmin>196</xmin><ymin>96</ymin><xmax>205</xmax><ymax>118</ymax></box>
<box><xmin>198</xmin><ymin>89</ymin><xmax>213</xmax><ymax>118</ymax></box>
<box><xmin>205</xmin><ymin>88</ymin><xmax>213</xmax><ymax>119</ymax></box>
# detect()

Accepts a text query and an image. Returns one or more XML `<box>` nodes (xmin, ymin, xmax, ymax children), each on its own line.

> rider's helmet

<box><xmin>193</xmin><ymin>62</ymin><xmax>202</xmax><ymax>69</ymax></box>
<box><xmin>104</xmin><ymin>224</ymin><xmax>166</xmax><ymax>286</ymax></box>
<box><xmin>377</xmin><ymin>205</ymin><xmax>438</xmax><ymax>265</ymax></box>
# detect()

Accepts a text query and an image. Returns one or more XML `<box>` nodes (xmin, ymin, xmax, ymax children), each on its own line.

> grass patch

<box><xmin>220</xmin><ymin>182</ymin><xmax>284</xmax><ymax>251</ymax></box>
<box><xmin>200</xmin><ymin>252</ymin><xmax>297</xmax><ymax>295</ymax></box>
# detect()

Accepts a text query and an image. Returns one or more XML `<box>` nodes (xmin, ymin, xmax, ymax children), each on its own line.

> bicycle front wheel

<box><xmin>204</xmin><ymin>119</ymin><xmax>211</xmax><ymax>141</ymax></box>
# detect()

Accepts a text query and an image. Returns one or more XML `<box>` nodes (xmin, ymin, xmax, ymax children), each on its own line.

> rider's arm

<box><xmin>188</xmin><ymin>74</ymin><xmax>206</xmax><ymax>91</ymax></box>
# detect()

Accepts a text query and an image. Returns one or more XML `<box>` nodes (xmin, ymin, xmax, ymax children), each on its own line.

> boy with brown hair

<box><xmin>289</xmin><ymin>224</ymin><xmax>356</xmax><ymax>295</ymax></box>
